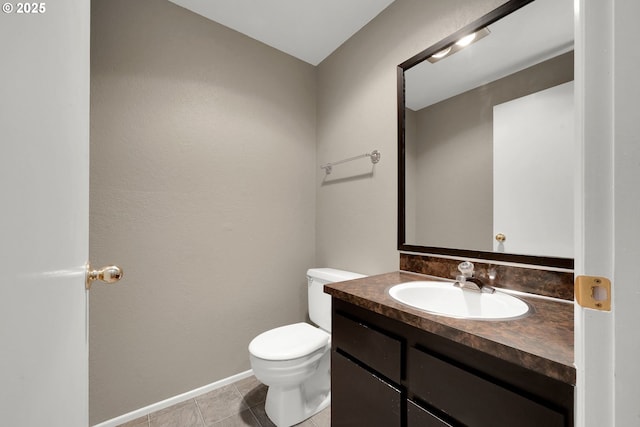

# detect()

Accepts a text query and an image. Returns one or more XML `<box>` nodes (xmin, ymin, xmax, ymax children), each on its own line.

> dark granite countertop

<box><xmin>324</xmin><ymin>271</ymin><xmax>575</xmax><ymax>385</ymax></box>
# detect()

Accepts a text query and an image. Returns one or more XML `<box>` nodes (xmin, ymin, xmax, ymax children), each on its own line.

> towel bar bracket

<box><xmin>370</xmin><ymin>149</ymin><xmax>381</xmax><ymax>164</ymax></box>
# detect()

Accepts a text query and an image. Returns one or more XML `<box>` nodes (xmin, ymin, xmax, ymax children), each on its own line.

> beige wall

<box><xmin>90</xmin><ymin>0</ymin><xmax>520</xmax><ymax>423</ymax></box>
<box><xmin>315</xmin><ymin>0</ymin><xmax>507</xmax><ymax>273</ymax></box>
<box><xmin>89</xmin><ymin>0</ymin><xmax>316</xmax><ymax>423</ymax></box>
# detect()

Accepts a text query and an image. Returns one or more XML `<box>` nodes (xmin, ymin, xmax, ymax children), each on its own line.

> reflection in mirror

<box><xmin>398</xmin><ymin>0</ymin><xmax>575</xmax><ymax>268</ymax></box>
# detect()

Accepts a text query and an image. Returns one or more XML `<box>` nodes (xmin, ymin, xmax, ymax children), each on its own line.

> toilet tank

<box><xmin>307</xmin><ymin>268</ymin><xmax>365</xmax><ymax>332</ymax></box>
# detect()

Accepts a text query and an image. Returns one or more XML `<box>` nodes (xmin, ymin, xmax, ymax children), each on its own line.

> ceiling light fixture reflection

<box><xmin>431</xmin><ymin>47</ymin><xmax>452</xmax><ymax>59</ymax></box>
<box><xmin>427</xmin><ymin>26</ymin><xmax>491</xmax><ymax>63</ymax></box>
<box><xmin>456</xmin><ymin>33</ymin><xmax>477</xmax><ymax>47</ymax></box>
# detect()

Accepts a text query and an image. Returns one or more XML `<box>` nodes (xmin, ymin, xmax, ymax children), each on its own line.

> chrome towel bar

<box><xmin>320</xmin><ymin>150</ymin><xmax>381</xmax><ymax>175</ymax></box>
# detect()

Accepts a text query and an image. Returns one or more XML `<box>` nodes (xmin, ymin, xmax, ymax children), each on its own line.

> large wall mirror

<box><xmin>397</xmin><ymin>0</ymin><xmax>575</xmax><ymax>269</ymax></box>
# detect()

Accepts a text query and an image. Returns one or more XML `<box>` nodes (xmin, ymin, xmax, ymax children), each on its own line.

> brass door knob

<box><xmin>495</xmin><ymin>233</ymin><xmax>506</xmax><ymax>243</ymax></box>
<box><xmin>86</xmin><ymin>264</ymin><xmax>124</xmax><ymax>290</ymax></box>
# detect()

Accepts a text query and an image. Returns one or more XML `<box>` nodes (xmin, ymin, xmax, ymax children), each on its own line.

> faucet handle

<box><xmin>457</xmin><ymin>261</ymin><xmax>474</xmax><ymax>278</ymax></box>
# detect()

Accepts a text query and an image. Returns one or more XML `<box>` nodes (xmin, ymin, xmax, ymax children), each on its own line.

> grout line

<box><xmin>250</xmin><ymin>407</ymin><xmax>264</xmax><ymax>427</ymax></box>
<box><xmin>247</xmin><ymin>406</ymin><xmax>264</xmax><ymax>427</ymax></box>
<box><xmin>232</xmin><ymin>383</ymin><xmax>252</xmax><ymax>414</ymax></box>
<box><xmin>193</xmin><ymin>398</ymin><xmax>207</xmax><ymax>427</ymax></box>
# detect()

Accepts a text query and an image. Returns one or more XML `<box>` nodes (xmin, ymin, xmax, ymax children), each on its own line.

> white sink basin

<box><xmin>388</xmin><ymin>281</ymin><xmax>530</xmax><ymax>320</ymax></box>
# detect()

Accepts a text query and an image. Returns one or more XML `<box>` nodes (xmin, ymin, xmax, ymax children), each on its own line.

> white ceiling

<box><xmin>168</xmin><ymin>0</ymin><xmax>396</xmax><ymax>66</ymax></box>
<box><xmin>167</xmin><ymin>0</ymin><xmax>573</xmax><ymax>107</ymax></box>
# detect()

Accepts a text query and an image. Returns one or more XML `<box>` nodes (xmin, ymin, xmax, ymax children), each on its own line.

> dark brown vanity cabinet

<box><xmin>331</xmin><ymin>307</ymin><xmax>403</xmax><ymax>427</ymax></box>
<box><xmin>331</xmin><ymin>299</ymin><xmax>574</xmax><ymax>427</ymax></box>
<box><xmin>332</xmin><ymin>352</ymin><xmax>403</xmax><ymax>426</ymax></box>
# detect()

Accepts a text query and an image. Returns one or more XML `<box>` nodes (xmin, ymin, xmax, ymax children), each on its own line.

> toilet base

<box><xmin>260</xmin><ymin>348</ymin><xmax>331</xmax><ymax>427</ymax></box>
<box><xmin>265</xmin><ymin>387</ymin><xmax>330</xmax><ymax>427</ymax></box>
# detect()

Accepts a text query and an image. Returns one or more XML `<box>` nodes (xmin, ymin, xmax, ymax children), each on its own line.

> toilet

<box><xmin>248</xmin><ymin>268</ymin><xmax>365</xmax><ymax>427</ymax></box>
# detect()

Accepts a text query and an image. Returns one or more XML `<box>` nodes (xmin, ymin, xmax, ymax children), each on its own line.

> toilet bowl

<box><xmin>248</xmin><ymin>268</ymin><xmax>365</xmax><ymax>427</ymax></box>
<box><xmin>250</xmin><ymin>323</ymin><xmax>331</xmax><ymax>426</ymax></box>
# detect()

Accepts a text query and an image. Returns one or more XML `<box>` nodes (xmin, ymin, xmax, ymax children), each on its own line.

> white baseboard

<box><xmin>92</xmin><ymin>369</ymin><xmax>254</xmax><ymax>427</ymax></box>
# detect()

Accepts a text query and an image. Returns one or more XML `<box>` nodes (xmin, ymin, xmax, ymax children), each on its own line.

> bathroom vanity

<box><xmin>362</xmin><ymin>0</ymin><xmax>576</xmax><ymax>423</ymax></box>
<box><xmin>325</xmin><ymin>271</ymin><xmax>575</xmax><ymax>427</ymax></box>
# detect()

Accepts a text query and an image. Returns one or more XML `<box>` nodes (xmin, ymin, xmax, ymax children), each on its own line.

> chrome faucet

<box><xmin>454</xmin><ymin>261</ymin><xmax>495</xmax><ymax>293</ymax></box>
<box><xmin>454</xmin><ymin>276</ymin><xmax>495</xmax><ymax>293</ymax></box>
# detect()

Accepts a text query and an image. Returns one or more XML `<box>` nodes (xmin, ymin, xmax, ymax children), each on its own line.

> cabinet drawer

<box><xmin>332</xmin><ymin>312</ymin><xmax>402</xmax><ymax>383</ymax></box>
<box><xmin>407</xmin><ymin>400</ymin><xmax>455</xmax><ymax>427</ymax></box>
<box><xmin>332</xmin><ymin>351</ymin><xmax>402</xmax><ymax>427</ymax></box>
<box><xmin>408</xmin><ymin>347</ymin><xmax>565</xmax><ymax>427</ymax></box>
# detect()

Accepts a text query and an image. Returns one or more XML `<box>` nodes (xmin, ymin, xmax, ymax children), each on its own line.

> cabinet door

<box><xmin>332</xmin><ymin>312</ymin><xmax>402</xmax><ymax>383</ymax></box>
<box><xmin>408</xmin><ymin>347</ymin><xmax>565</xmax><ymax>427</ymax></box>
<box><xmin>407</xmin><ymin>400</ymin><xmax>456</xmax><ymax>427</ymax></box>
<box><xmin>332</xmin><ymin>351</ymin><xmax>402</xmax><ymax>427</ymax></box>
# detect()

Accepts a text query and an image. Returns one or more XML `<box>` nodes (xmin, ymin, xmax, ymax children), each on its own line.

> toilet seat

<box><xmin>249</xmin><ymin>322</ymin><xmax>329</xmax><ymax>361</ymax></box>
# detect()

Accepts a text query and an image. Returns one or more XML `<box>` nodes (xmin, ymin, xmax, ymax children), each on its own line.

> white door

<box><xmin>493</xmin><ymin>81</ymin><xmax>574</xmax><ymax>258</ymax></box>
<box><xmin>575</xmin><ymin>0</ymin><xmax>640</xmax><ymax>425</ymax></box>
<box><xmin>0</xmin><ymin>1</ymin><xmax>90</xmax><ymax>425</ymax></box>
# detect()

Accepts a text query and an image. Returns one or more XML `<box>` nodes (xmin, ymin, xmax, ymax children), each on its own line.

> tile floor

<box><xmin>117</xmin><ymin>376</ymin><xmax>330</xmax><ymax>427</ymax></box>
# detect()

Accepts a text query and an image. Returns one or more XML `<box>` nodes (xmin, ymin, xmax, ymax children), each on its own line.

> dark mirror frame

<box><xmin>397</xmin><ymin>0</ymin><xmax>574</xmax><ymax>270</ymax></box>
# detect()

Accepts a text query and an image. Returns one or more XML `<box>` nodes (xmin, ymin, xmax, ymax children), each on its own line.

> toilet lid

<box><xmin>249</xmin><ymin>322</ymin><xmax>329</xmax><ymax>361</ymax></box>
